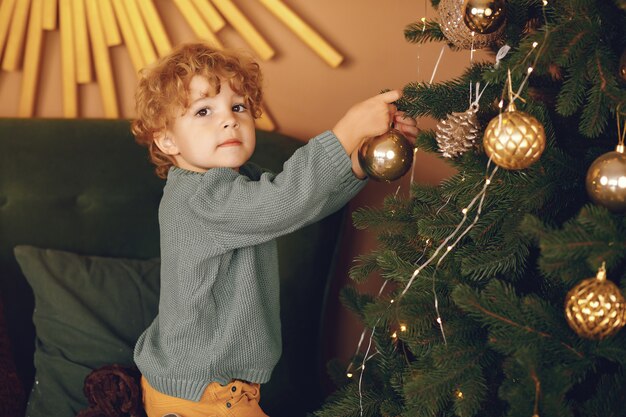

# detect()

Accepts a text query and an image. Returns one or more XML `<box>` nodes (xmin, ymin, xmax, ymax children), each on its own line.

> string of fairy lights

<box><xmin>345</xmin><ymin>1</ymin><xmax>552</xmax><ymax>415</ymax></box>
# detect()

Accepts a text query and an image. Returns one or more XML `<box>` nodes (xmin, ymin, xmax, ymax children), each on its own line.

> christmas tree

<box><xmin>316</xmin><ymin>1</ymin><xmax>626</xmax><ymax>416</ymax></box>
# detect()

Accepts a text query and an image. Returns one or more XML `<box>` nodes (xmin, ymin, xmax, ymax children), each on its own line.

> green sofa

<box><xmin>0</xmin><ymin>118</ymin><xmax>345</xmax><ymax>417</ymax></box>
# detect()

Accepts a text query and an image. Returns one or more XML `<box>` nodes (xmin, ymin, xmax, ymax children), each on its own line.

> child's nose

<box><xmin>222</xmin><ymin>112</ymin><xmax>239</xmax><ymax>129</ymax></box>
<box><xmin>223</xmin><ymin>120</ymin><xmax>239</xmax><ymax>129</ymax></box>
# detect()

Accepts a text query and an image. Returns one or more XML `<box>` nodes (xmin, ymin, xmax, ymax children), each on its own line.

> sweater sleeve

<box><xmin>189</xmin><ymin>131</ymin><xmax>366</xmax><ymax>251</ymax></box>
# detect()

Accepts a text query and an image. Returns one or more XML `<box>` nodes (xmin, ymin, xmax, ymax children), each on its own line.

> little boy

<box><xmin>132</xmin><ymin>43</ymin><xmax>417</xmax><ymax>417</ymax></box>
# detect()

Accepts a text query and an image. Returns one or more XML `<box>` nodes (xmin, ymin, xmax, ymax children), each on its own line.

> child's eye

<box><xmin>233</xmin><ymin>104</ymin><xmax>248</xmax><ymax>113</ymax></box>
<box><xmin>195</xmin><ymin>107</ymin><xmax>211</xmax><ymax>117</ymax></box>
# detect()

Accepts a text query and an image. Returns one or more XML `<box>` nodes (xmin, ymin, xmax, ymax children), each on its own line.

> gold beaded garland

<box><xmin>357</xmin><ymin>128</ymin><xmax>414</xmax><ymax>182</ymax></box>
<box><xmin>482</xmin><ymin>103</ymin><xmax>546</xmax><ymax>170</ymax></box>
<box><xmin>564</xmin><ymin>264</ymin><xmax>626</xmax><ymax>340</ymax></box>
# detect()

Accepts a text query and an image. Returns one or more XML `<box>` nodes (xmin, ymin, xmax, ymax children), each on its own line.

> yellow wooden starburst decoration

<box><xmin>0</xmin><ymin>0</ymin><xmax>343</xmax><ymax>130</ymax></box>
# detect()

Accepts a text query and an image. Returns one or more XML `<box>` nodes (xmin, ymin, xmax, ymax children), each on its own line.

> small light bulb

<box><xmin>532</xmin><ymin>42</ymin><xmax>538</xmax><ymax>48</ymax></box>
<box><xmin>456</xmin><ymin>390</ymin><xmax>464</xmax><ymax>398</ymax></box>
<box><xmin>498</xmin><ymin>100</ymin><xmax>504</xmax><ymax>108</ymax></box>
<box><xmin>437</xmin><ymin>317</ymin><xmax>442</xmax><ymax>324</ymax></box>
<box><xmin>390</xmin><ymin>299</ymin><xmax>395</xmax><ymax>304</ymax></box>
<box><xmin>391</xmin><ymin>331</ymin><xmax>398</xmax><ymax>339</ymax></box>
<box><xmin>400</xmin><ymin>324</ymin><xmax>407</xmax><ymax>332</ymax></box>
<box><xmin>542</xmin><ymin>0</ymin><xmax>547</xmax><ymax>5</ymax></box>
<box><xmin>485</xmin><ymin>179</ymin><xmax>491</xmax><ymax>185</ymax></box>
<box><xmin>447</xmin><ymin>245</ymin><xmax>454</xmax><ymax>251</ymax></box>
<box><xmin>347</xmin><ymin>372</ymin><xmax>353</xmax><ymax>378</ymax></box>
<box><xmin>421</xmin><ymin>17</ymin><xmax>426</xmax><ymax>22</ymax></box>
<box><xmin>461</xmin><ymin>208</ymin><xmax>468</xmax><ymax>214</ymax></box>
<box><xmin>527</xmin><ymin>67</ymin><xmax>534</xmax><ymax>74</ymax></box>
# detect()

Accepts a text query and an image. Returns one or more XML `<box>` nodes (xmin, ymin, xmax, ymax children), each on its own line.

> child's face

<box><xmin>157</xmin><ymin>75</ymin><xmax>256</xmax><ymax>173</ymax></box>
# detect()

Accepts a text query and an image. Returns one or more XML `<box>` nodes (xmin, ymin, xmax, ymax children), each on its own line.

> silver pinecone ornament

<box><xmin>436</xmin><ymin>104</ymin><xmax>480</xmax><ymax>158</ymax></box>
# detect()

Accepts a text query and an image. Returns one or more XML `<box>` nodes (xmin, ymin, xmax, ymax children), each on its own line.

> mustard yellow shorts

<box><xmin>141</xmin><ymin>376</ymin><xmax>269</xmax><ymax>417</ymax></box>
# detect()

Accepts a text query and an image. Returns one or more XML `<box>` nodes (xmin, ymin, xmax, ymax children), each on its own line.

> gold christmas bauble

<box><xmin>438</xmin><ymin>0</ymin><xmax>505</xmax><ymax>49</ymax></box>
<box><xmin>585</xmin><ymin>145</ymin><xmax>626</xmax><ymax>212</ymax></box>
<box><xmin>358</xmin><ymin>128</ymin><xmax>414</xmax><ymax>182</ymax></box>
<box><xmin>483</xmin><ymin>105</ymin><xmax>546</xmax><ymax>170</ymax></box>
<box><xmin>463</xmin><ymin>0</ymin><xmax>506</xmax><ymax>34</ymax></box>
<box><xmin>565</xmin><ymin>265</ymin><xmax>626</xmax><ymax>340</ymax></box>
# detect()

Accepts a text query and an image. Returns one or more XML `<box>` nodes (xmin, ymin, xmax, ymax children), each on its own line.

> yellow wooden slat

<box><xmin>137</xmin><ymin>0</ymin><xmax>171</xmax><ymax>56</ymax></box>
<box><xmin>111</xmin><ymin>0</ymin><xmax>144</xmax><ymax>73</ymax></box>
<box><xmin>60</xmin><ymin>0</ymin><xmax>77</xmax><ymax>117</ymax></box>
<box><xmin>255</xmin><ymin>104</ymin><xmax>276</xmax><ymax>131</ymax></box>
<box><xmin>18</xmin><ymin>0</ymin><xmax>44</xmax><ymax>116</ymax></box>
<box><xmin>0</xmin><ymin>0</ymin><xmax>18</xmax><ymax>62</ymax></box>
<box><xmin>191</xmin><ymin>0</ymin><xmax>225</xmax><ymax>32</ymax></box>
<box><xmin>259</xmin><ymin>0</ymin><xmax>343</xmax><ymax>68</ymax></box>
<box><xmin>173</xmin><ymin>0</ymin><xmax>222</xmax><ymax>49</ymax></box>
<box><xmin>211</xmin><ymin>0</ymin><xmax>274</xmax><ymax>60</ymax></box>
<box><xmin>72</xmin><ymin>0</ymin><xmax>92</xmax><ymax>83</ymax></box>
<box><xmin>2</xmin><ymin>0</ymin><xmax>31</xmax><ymax>71</ymax></box>
<box><xmin>98</xmin><ymin>0</ymin><xmax>121</xmax><ymax>46</ymax></box>
<box><xmin>123</xmin><ymin>0</ymin><xmax>156</xmax><ymax>65</ymax></box>
<box><xmin>85</xmin><ymin>0</ymin><xmax>118</xmax><ymax>117</ymax></box>
<box><xmin>42</xmin><ymin>0</ymin><xmax>57</xmax><ymax>29</ymax></box>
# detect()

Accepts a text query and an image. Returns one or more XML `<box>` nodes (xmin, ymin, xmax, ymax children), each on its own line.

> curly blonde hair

<box><xmin>131</xmin><ymin>43</ymin><xmax>263</xmax><ymax>178</ymax></box>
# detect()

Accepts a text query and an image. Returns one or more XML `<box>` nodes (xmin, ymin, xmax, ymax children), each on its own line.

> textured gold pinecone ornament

<box><xmin>436</xmin><ymin>104</ymin><xmax>480</xmax><ymax>158</ymax></box>
<box><xmin>483</xmin><ymin>103</ymin><xmax>546</xmax><ymax>170</ymax></box>
<box><xmin>438</xmin><ymin>0</ymin><xmax>505</xmax><ymax>49</ymax></box>
<box><xmin>565</xmin><ymin>263</ymin><xmax>626</xmax><ymax>340</ymax></box>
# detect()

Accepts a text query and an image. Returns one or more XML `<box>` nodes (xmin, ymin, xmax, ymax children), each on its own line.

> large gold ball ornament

<box><xmin>585</xmin><ymin>145</ymin><xmax>626</xmax><ymax>212</ymax></box>
<box><xmin>565</xmin><ymin>264</ymin><xmax>626</xmax><ymax>340</ymax></box>
<box><xmin>438</xmin><ymin>0</ymin><xmax>505</xmax><ymax>49</ymax></box>
<box><xmin>358</xmin><ymin>128</ymin><xmax>414</xmax><ymax>182</ymax></box>
<box><xmin>483</xmin><ymin>105</ymin><xmax>546</xmax><ymax>170</ymax></box>
<box><xmin>463</xmin><ymin>0</ymin><xmax>506</xmax><ymax>34</ymax></box>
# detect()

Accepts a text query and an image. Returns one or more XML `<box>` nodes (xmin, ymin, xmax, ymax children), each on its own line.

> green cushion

<box><xmin>14</xmin><ymin>246</ymin><xmax>159</xmax><ymax>417</ymax></box>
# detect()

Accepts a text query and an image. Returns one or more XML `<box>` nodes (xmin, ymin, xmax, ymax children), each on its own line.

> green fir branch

<box><xmin>452</xmin><ymin>281</ymin><xmax>585</xmax><ymax>360</ymax></box>
<box><xmin>340</xmin><ymin>286</ymin><xmax>374</xmax><ymax>321</ymax></box>
<box><xmin>404</xmin><ymin>19</ymin><xmax>446</xmax><ymax>45</ymax></box>
<box><xmin>349</xmin><ymin>252</ymin><xmax>380</xmax><ymax>283</ymax></box>
<box><xmin>522</xmin><ymin>205</ymin><xmax>626</xmax><ymax>285</ymax></box>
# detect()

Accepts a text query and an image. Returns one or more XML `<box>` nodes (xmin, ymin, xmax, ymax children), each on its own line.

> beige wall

<box><xmin>0</xmin><ymin>0</ymin><xmax>489</xmax><ymax>371</ymax></box>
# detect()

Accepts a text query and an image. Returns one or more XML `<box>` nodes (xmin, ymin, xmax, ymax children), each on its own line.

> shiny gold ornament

<box><xmin>585</xmin><ymin>144</ymin><xmax>626</xmax><ymax>212</ymax></box>
<box><xmin>483</xmin><ymin>104</ymin><xmax>546</xmax><ymax>170</ymax></box>
<box><xmin>565</xmin><ymin>264</ymin><xmax>626</xmax><ymax>340</ymax></box>
<box><xmin>438</xmin><ymin>0</ymin><xmax>505</xmax><ymax>49</ymax></box>
<box><xmin>463</xmin><ymin>0</ymin><xmax>506</xmax><ymax>34</ymax></box>
<box><xmin>619</xmin><ymin>50</ymin><xmax>626</xmax><ymax>82</ymax></box>
<box><xmin>358</xmin><ymin>128</ymin><xmax>414</xmax><ymax>182</ymax></box>
<box><xmin>436</xmin><ymin>103</ymin><xmax>480</xmax><ymax>158</ymax></box>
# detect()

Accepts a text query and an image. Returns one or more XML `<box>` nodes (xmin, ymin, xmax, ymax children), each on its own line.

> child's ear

<box><xmin>154</xmin><ymin>131</ymin><xmax>179</xmax><ymax>155</ymax></box>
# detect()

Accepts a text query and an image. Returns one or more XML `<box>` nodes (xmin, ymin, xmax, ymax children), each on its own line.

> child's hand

<box><xmin>332</xmin><ymin>90</ymin><xmax>402</xmax><ymax>155</ymax></box>
<box><xmin>393</xmin><ymin>111</ymin><xmax>419</xmax><ymax>143</ymax></box>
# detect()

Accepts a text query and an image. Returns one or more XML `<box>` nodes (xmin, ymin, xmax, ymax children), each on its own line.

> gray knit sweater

<box><xmin>134</xmin><ymin>131</ymin><xmax>366</xmax><ymax>401</ymax></box>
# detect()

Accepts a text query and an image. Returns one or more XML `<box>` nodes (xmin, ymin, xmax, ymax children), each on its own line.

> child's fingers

<box><xmin>378</xmin><ymin>89</ymin><xmax>402</xmax><ymax>104</ymax></box>
<box><xmin>397</xmin><ymin>123</ymin><xmax>418</xmax><ymax>138</ymax></box>
<box><xmin>394</xmin><ymin>111</ymin><xmax>415</xmax><ymax>124</ymax></box>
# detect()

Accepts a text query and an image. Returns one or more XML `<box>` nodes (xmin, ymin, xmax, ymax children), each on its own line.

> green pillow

<box><xmin>13</xmin><ymin>246</ymin><xmax>159</xmax><ymax>417</ymax></box>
